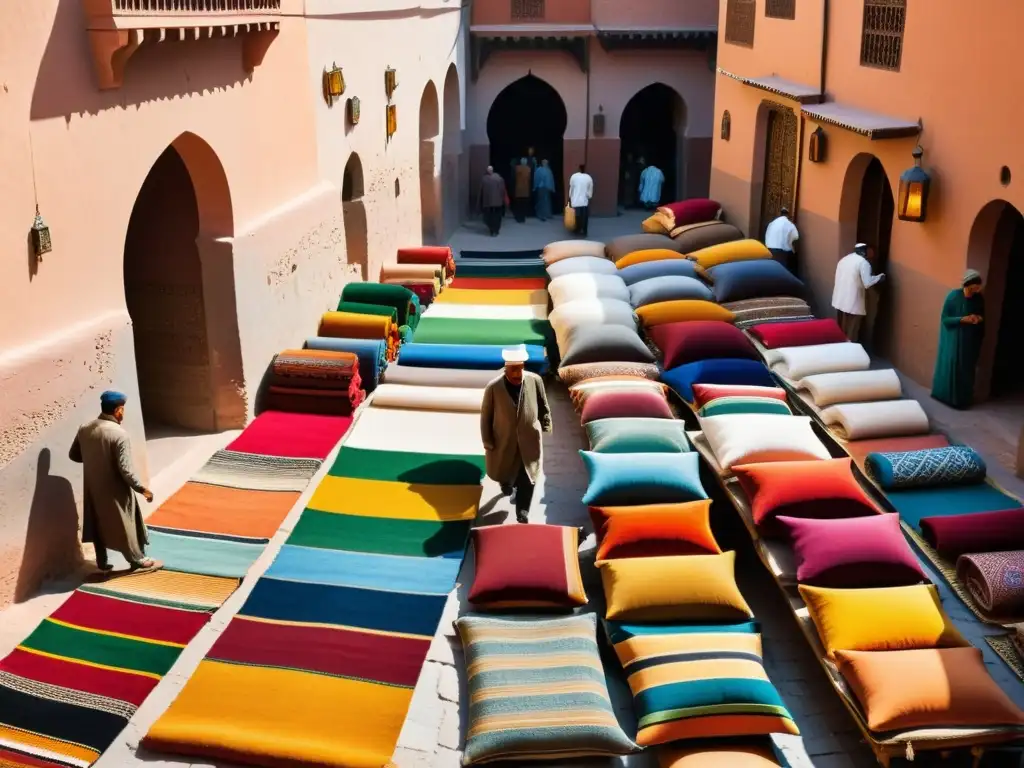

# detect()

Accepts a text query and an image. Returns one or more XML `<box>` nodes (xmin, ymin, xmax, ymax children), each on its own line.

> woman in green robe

<box><xmin>931</xmin><ymin>269</ymin><xmax>985</xmax><ymax>409</ymax></box>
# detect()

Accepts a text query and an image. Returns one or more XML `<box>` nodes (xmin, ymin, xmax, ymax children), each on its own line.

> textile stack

<box><xmin>395</xmin><ymin>245</ymin><xmax>457</xmax><ymax>306</ymax></box>
<box><xmin>621</xmin><ymin>236</ymin><xmax>1024</xmax><ymax>764</ymax></box>
<box><xmin>262</xmin><ymin>348</ymin><xmax>365</xmax><ymax>415</ymax></box>
<box><xmin>318</xmin><ymin>310</ymin><xmax>400</xmax><ymax>362</ymax></box>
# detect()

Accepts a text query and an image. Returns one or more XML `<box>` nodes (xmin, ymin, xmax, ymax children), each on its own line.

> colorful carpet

<box><xmin>0</xmin><ymin>410</ymin><xmax>351</xmax><ymax>768</ymax></box>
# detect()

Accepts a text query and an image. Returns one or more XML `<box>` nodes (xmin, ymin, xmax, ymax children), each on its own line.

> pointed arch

<box><xmin>420</xmin><ymin>81</ymin><xmax>441</xmax><ymax>242</ymax></box>
<box><xmin>342</xmin><ymin>152</ymin><xmax>369</xmax><ymax>278</ymax></box>
<box><xmin>618</xmin><ymin>82</ymin><xmax>688</xmax><ymax>207</ymax></box>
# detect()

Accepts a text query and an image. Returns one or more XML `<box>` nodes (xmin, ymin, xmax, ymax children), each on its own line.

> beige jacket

<box><xmin>480</xmin><ymin>372</ymin><xmax>552</xmax><ymax>485</ymax></box>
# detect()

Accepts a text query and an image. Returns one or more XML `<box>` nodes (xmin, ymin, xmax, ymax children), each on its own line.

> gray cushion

<box><xmin>605</xmin><ymin>234</ymin><xmax>685</xmax><ymax>262</ymax></box>
<box><xmin>618</xmin><ymin>259</ymin><xmax>703</xmax><ymax>286</ymax></box>
<box><xmin>709</xmin><ymin>260</ymin><xmax>807</xmax><ymax>304</ymax></box>
<box><xmin>559</xmin><ymin>325</ymin><xmax>656</xmax><ymax>368</ymax></box>
<box><xmin>629</xmin><ymin>276</ymin><xmax>713</xmax><ymax>308</ymax></box>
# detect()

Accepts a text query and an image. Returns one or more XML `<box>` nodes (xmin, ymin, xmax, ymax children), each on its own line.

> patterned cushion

<box><xmin>698</xmin><ymin>396</ymin><xmax>792</xmax><ymax>418</ymax></box>
<box><xmin>469</xmin><ymin>524</ymin><xmax>587</xmax><ymax>610</ymax></box>
<box><xmin>457</xmin><ymin>614</ymin><xmax>639</xmax><ymax>764</ymax></box>
<box><xmin>585</xmin><ymin>417</ymin><xmax>690</xmax><ymax>454</ymax></box>
<box><xmin>723</xmin><ymin>296</ymin><xmax>812</xmax><ymax>329</ymax></box>
<box><xmin>864</xmin><ymin>446</ymin><xmax>987</xmax><ymax>491</ymax></box>
<box><xmin>605</xmin><ymin>620</ymin><xmax>799</xmax><ymax>746</ymax></box>
<box><xmin>558</xmin><ymin>362</ymin><xmax>662</xmax><ymax>386</ymax></box>
<box><xmin>580</xmin><ymin>451</ymin><xmax>707</xmax><ymax>506</ymax></box>
<box><xmin>692</xmin><ymin>383</ymin><xmax>789</xmax><ymax>409</ymax></box>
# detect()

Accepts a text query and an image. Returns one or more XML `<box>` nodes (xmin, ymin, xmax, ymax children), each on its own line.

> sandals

<box><xmin>129</xmin><ymin>558</ymin><xmax>163</xmax><ymax>574</ymax></box>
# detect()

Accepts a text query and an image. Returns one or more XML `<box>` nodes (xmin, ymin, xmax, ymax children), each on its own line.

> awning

<box><xmin>801</xmin><ymin>102</ymin><xmax>921</xmax><ymax>140</ymax></box>
<box><xmin>596</xmin><ymin>27</ymin><xmax>716</xmax><ymax>50</ymax></box>
<box><xmin>717</xmin><ymin>68</ymin><xmax>823</xmax><ymax>104</ymax></box>
<box><xmin>470</xmin><ymin>24</ymin><xmax>594</xmax><ymax>37</ymax></box>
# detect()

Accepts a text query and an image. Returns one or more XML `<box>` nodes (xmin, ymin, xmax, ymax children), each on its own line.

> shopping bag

<box><xmin>563</xmin><ymin>204</ymin><xmax>576</xmax><ymax>232</ymax></box>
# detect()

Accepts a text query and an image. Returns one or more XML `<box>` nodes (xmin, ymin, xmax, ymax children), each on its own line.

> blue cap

<box><xmin>100</xmin><ymin>390</ymin><xmax>127</xmax><ymax>414</ymax></box>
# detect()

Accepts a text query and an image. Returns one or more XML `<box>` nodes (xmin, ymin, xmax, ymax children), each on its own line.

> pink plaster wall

<box><xmin>591</xmin><ymin>0</ymin><xmax>718</xmax><ymax>29</ymax></box>
<box><xmin>472</xmin><ymin>0</ymin><xmax>591</xmax><ymax>26</ymax></box>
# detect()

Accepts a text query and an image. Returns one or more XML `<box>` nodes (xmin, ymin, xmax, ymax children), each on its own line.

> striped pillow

<box><xmin>457</xmin><ymin>614</ymin><xmax>638</xmax><ymax>764</ymax></box>
<box><xmin>698</xmin><ymin>395</ymin><xmax>792</xmax><ymax>418</ymax></box>
<box><xmin>605</xmin><ymin>620</ymin><xmax>799</xmax><ymax>747</ymax></box>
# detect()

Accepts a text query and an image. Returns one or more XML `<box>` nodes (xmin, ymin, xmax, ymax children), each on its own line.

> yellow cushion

<box><xmin>615</xmin><ymin>248</ymin><xmax>686</xmax><ymax>269</ymax></box>
<box><xmin>600</xmin><ymin>551</ymin><xmax>753</xmax><ymax>622</ymax></box>
<box><xmin>687</xmin><ymin>239</ymin><xmax>772</xmax><ymax>270</ymax></box>
<box><xmin>799</xmin><ymin>584</ymin><xmax>969</xmax><ymax>659</ymax></box>
<box><xmin>635</xmin><ymin>300</ymin><xmax>735</xmax><ymax>327</ymax></box>
<box><xmin>642</xmin><ymin>215</ymin><xmax>671</xmax><ymax>235</ymax></box>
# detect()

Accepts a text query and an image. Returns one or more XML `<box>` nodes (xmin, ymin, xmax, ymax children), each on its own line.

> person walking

<box><xmin>931</xmin><ymin>270</ymin><xmax>985</xmax><ymax>410</ymax></box>
<box><xmin>832</xmin><ymin>243</ymin><xmax>885</xmax><ymax>342</ymax></box>
<box><xmin>513</xmin><ymin>158</ymin><xmax>532</xmax><ymax>223</ymax></box>
<box><xmin>480</xmin><ymin>346</ymin><xmax>552</xmax><ymax>524</ymax></box>
<box><xmin>764</xmin><ymin>207</ymin><xmax>800</xmax><ymax>274</ymax></box>
<box><xmin>568</xmin><ymin>163</ymin><xmax>594</xmax><ymax>237</ymax></box>
<box><xmin>533</xmin><ymin>159</ymin><xmax>556</xmax><ymax>222</ymax></box>
<box><xmin>479</xmin><ymin>166</ymin><xmax>506</xmax><ymax>237</ymax></box>
<box><xmin>638</xmin><ymin>159</ymin><xmax>665</xmax><ymax>210</ymax></box>
<box><xmin>69</xmin><ymin>391</ymin><xmax>161</xmax><ymax>574</ymax></box>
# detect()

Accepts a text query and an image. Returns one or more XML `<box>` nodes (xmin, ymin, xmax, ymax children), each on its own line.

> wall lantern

<box><xmin>592</xmin><ymin>112</ymin><xmax>605</xmax><ymax>137</ymax></box>
<box><xmin>385</xmin><ymin>67</ymin><xmax>398</xmax><ymax>101</ymax></box>
<box><xmin>720</xmin><ymin>110</ymin><xmax>731</xmax><ymax>141</ymax></box>
<box><xmin>897</xmin><ymin>145</ymin><xmax>931</xmax><ymax>223</ymax></box>
<box><xmin>347</xmin><ymin>96</ymin><xmax>360</xmax><ymax>126</ymax></box>
<box><xmin>322</xmin><ymin>63</ymin><xmax>345</xmax><ymax>107</ymax></box>
<box><xmin>808</xmin><ymin>126</ymin><xmax>827</xmax><ymax>163</ymax></box>
<box><xmin>386</xmin><ymin>104</ymin><xmax>398</xmax><ymax>142</ymax></box>
<box><xmin>31</xmin><ymin>206</ymin><xmax>52</xmax><ymax>260</ymax></box>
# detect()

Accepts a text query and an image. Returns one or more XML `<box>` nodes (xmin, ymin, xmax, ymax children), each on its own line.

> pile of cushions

<box><xmin>641</xmin><ymin>198</ymin><xmax>722</xmax><ymax>236</ymax></box>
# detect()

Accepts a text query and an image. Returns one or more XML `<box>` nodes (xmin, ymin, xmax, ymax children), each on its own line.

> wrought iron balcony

<box><xmin>83</xmin><ymin>0</ymin><xmax>283</xmax><ymax>90</ymax></box>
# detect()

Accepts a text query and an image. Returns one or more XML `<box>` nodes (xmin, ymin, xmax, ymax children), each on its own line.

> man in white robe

<box><xmin>832</xmin><ymin>243</ymin><xmax>885</xmax><ymax>342</ymax></box>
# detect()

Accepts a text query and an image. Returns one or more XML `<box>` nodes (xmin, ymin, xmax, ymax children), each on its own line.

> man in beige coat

<box><xmin>480</xmin><ymin>346</ymin><xmax>552</xmax><ymax>523</ymax></box>
<box><xmin>69</xmin><ymin>390</ymin><xmax>161</xmax><ymax>573</ymax></box>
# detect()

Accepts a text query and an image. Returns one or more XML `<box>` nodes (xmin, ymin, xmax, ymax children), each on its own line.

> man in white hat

<box><xmin>832</xmin><ymin>243</ymin><xmax>885</xmax><ymax>342</ymax></box>
<box><xmin>480</xmin><ymin>345</ymin><xmax>552</xmax><ymax>523</ymax></box>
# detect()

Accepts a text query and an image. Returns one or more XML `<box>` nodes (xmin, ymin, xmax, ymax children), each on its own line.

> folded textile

<box><xmin>770</xmin><ymin>342</ymin><xmax>870</xmax><ymax>383</ymax></box>
<box><xmin>865</xmin><ymin>445</ymin><xmax>987</xmax><ymax>490</ymax></box>
<box><xmin>434</xmin><ymin>288</ymin><xmax>547</xmax><ymax>307</ymax></box>
<box><xmin>750</xmin><ymin>318</ymin><xmax>848</xmax><ymax>349</ymax></box>
<box><xmin>318</xmin><ymin>311</ymin><xmax>399</xmax><ymax>361</ymax></box>
<box><xmin>370</xmin><ymin>384</ymin><xmax>484</xmax><ymax>412</ymax></box>
<box><xmin>397</xmin><ymin>246</ymin><xmax>455</xmax><ymax>277</ymax></box>
<box><xmin>192</xmin><ymin>450</ymin><xmax>322</xmax><ymax>493</ymax></box>
<box><xmin>423</xmin><ymin>303</ymin><xmax>547</xmax><ymax>321</ymax></box>
<box><xmin>340</xmin><ymin>283</ymin><xmax>417</xmax><ymax>329</ymax></box>
<box><xmin>264</xmin><ymin>350</ymin><xmax>365</xmax><ymax>416</ymax></box>
<box><xmin>413</xmin><ymin>316</ymin><xmax>551</xmax><ymax>347</ymax></box>
<box><xmin>226</xmin><ymin>411</ymin><xmax>353</xmax><ymax>460</ymax></box>
<box><xmin>921</xmin><ymin>508</ymin><xmax>1024</xmax><ymax>557</ymax></box>
<box><xmin>958</xmin><ymin>551</ymin><xmax>1024</xmax><ymax>616</ymax></box>
<box><xmin>821</xmin><ymin>400</ymin><xmax>929</xmax><ymax>441</ymax></box>
<box><xmin>723</xmin><ymin>296</ymin><xmax>812</xmax><ymax>329</ymax></box>
<box><xmin>801</xmin><ymin>368</ymin><xmax>902</xmax><ymax>407</ymax></box>
<box><xmin>381</xmin><ymin>364</ymin><xmax>499</xmax><ymax>388</ymax></box>
<box><xmin>449</xmin><ymin>277</ymin><xmax>546</xmax><ymax>290</ymax></box>
<box><xmin>397</xmin><ymin>343</ymin><xmax>549</xmax><ymax>374</ymax></box>
<box><xmin>462</xmin><ymin>248</ymin><xmax>544</xmax><ymax>260</ymax></box>
<box><xmin>455</xmin><ymin>261</ymin><xmax>549</xmax><ymax>279</ymax></box>
<box><xmin>305</xmin><ymin>337</ymin><xmax>387</xmax><ymax>390</ymax></box>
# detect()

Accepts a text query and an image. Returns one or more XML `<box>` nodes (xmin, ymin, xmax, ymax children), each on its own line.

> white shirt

<box><xmin>569</xmin><ymin>172</ymin><xmax>594</xmax><ymax>208</ymax></box>
<box><xmin>832</xmin><ymin>252</ymin><xmax>884</xmax><ymax>316</ymax></box>
<box><xmin>764</xmin><ymin>216</ymin><xmax>799</xmax><ymax>252</ymax></box>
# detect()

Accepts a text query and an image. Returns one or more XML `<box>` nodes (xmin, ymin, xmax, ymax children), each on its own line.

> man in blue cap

<box><xmin>69</xmin><ymin>391</ymin><xmax>160</xmax><ymax>574</ymax></box>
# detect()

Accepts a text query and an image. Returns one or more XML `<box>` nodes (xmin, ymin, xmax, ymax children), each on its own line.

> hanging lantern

<box><xmin>322</xmin><ymin>63</ymin><xmax>345</xmax><ymax>107</ymax></box>
<box><xmin>897</xmin><ymin>145</ymin><xmax>931</xmax><ymax>223</ymax></box>
<box><xmin>385</xmin><ymin>67</ymin><xmax>398</xmax><ymax>101</ymax></box>
<box><xmin>720</xmin><ymin>110</ymin><xmax>731</xmax><ymax>141</ymax></box>
<box><xmin>808</xmin><ymin>126</ymin><xmax>827</xmax><ymax>163</ymax></box>
<box><xmin>386</xmin><ymin>104</ymin><xmax>398</xmax><ymax>142</ymax></box>
<box><xmin>31</xmin><ymin>206</ymin><xmax>51</xmax><ymax>259</ymax></box>
<box><xmin>348</xmin><ymin>96</ymin><xmax>360</xmax><ymax>126</ymax></box>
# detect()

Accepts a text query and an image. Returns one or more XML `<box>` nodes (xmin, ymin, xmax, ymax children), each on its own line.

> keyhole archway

<box><xmin>419</xmin><ymin>81</ymin><xmax>441</xmax><ymax>243</ymax></box>
<box><xmin>342</xmin><ymin>152</ymin><xmax>369</xmax><ymax>279</ymax></box>
<box><xmin>618</xmin><ymin>83</ymin><xmax>687</xmax><ymax>209</ymax></box>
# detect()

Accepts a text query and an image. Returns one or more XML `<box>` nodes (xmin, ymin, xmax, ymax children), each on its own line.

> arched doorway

<box><xmin>342</xmin><ymin>152</ymin><xmax>369</xmax><ymax>279</ymax></box>
<box><xmin>967</xmin><ymin>200</ymin><xmax>1024</xmax><ymax>401</ymax></box>
<box><xmin>751</xmin><ymin>100</ymin><xmax>798</xmax><ymax>239</ymax></box>
<box><xmin>441</xmin><ymin>64</ymin><xmax>462</xmax><ymax>237</ymax></box>
<box><xmin>487</xmin><ymin>74</ymin><xmax>568</xmax><ymax>206</ymax></box>
<box><xmin>618</xmin><ymin>83</ymin><xmax>687</xmax><ymax>209</ymax></box>
<box><xmin>123</xmin><ymin>134</ymin><xmax>243</xmax><ymax>438</ymax></box>
<box><xmin>838</xmin><ymin>153</ymin><xmax>895</xmax><ymax>355</ymax></box>
<box><xmin>419</xmin><ymin>81</ymin><xmax>441</xmax><ymax>243</ymax></box>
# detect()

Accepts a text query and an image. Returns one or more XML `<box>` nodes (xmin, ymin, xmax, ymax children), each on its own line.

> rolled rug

<box><xmin>380</xmin><ymin>263</ymin><xmax>444</xmax><ymax>283</ymax></box>
<box><xmin>957</xmin><ymin>550</ymin><xmax>1024</xmax><ymax>617</ymax></box>
<box><xmin>318</xmin><ymin>311</ymin><xmax>399</xmax><ymax>361</ymax></box>
<box><xmin>304</xmin><ymin>337</ymin><xmax>388</xmax><ymax>391</ymax></box>
<box><xmin>413</xmin><ymin>316</ymin><xmax>552</xmax><ymax>347</ymax></box>
<box><xmin>264</xmin><ymin>350</ymin><xmax>364</xmax><ymax>416</ymax></box>
<box><xmin>397</xmin><ymin>342</ymin><xmax>549</xmax><ymax>375</ymax></box>
<box><xmin>920</xmin><ymin>508</ymin><xmax>1024</xmax><ymax>557</ymax></box>
<box><xmin>864</xmin><ymin>445</ymin><xmax>988</xmax><ymax>491</ymax></box>
<box><xmin>335</xmin><ymin>301</ymin><xmax>398</xmax><ymax>323</ymax></box>
<box><xmin>371</xmin><ymin>383</ymin><xmax>485</xmax><ymax>412</ymax></box>
<box><xmin>770</xmin><ymin>342</ymin><xmax>870</xmax><ymax>383</ymax></box>
<box><xmin>801</xmin><ymin>368</ymin><xmax>903</xmax><ymax>407</ymax></box>
<box><xmin>397</xmin><ymin>245</ymin><xmax>455</xmax><ymax>277</ymax></box>
<box><xmin>821</xmin><ymin>400</ymin><xmax>930</xmax><ymax>441</ymax></box>
<box><xmin>340</xmin><ymin>282</ymin><xmax>417</xmax><ymax>329</ymax></box>
<box><xmin>382</xmin><ymin>364</ymin><xmax>500</xmax><ymax>388</ymax></box>
<box><xmin>382</xmin><ymin>276</ymin><xmax>440</xmax><ymax>298</ymax></box>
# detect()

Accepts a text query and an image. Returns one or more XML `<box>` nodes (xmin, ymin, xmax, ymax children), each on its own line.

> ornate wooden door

<box><xmin>758</xmin><ymin>102</ymin><xmax>798</xmax><ymax>238</ymax></box>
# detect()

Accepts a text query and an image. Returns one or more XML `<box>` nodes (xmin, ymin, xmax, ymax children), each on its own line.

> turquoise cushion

<box><xmin>698</xmin><ymin>396</ymin><xmax>792</xmax><ymax>418</ymax></box>
<box><xmin>580</xmin><ymin>451</ymin><xmax>707</xmax><ymax>506</ymax></box>
<box><xmin>585</xmin><ymin>418</ymin><xmax>691</xmax><ymax>454</ymax></box>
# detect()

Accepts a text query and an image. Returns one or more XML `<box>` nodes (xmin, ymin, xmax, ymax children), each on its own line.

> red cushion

<box><xmin>750</xmin><ymin>319</ymin><xmax>848</xmax><ymax>349</ymax></box>
<box><xmin>469</xmin><ymin>524</ymin><xmax>587</xmax><ymax>609</ymax></box>
<box><xmin>692</xmin><ymin>383</ymin><xmax>789</xmax><ymax>409</ymax></box>
<box><xmin>650</xmin><ymin>320</ymin><xmax>758</xmax><ymax>370</ymax></box>
<box><xmin>594</xmin><ymin>501</ymin><xmax>721</xmax><ymax>561</ymax></box>
<box><xmin>661</xmin><ymin>199</ymin><xmax>722</xmax><ymax>227</ymax></box>
<box><xmin>580</xmin><ymin>389</ymin><xmax>673</xmax><ymax>424</ymax></box>
<box><xmin>732</xmin><ymin>458</ymin><xmax>883</xmax><ymax>536</ymax></box>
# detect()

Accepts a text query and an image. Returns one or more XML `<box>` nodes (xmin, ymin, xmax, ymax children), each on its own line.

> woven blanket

<box><xmin>226</xmin><ymin>411</ymin><xmax>353</xmax><ymax>460</ymax></box>
<box><xmin>722</xmin><ymin>296</ymin><xmax>812</xmax><ymax>329</ymax></box>
<box><xmin>865</xmin><ymin>445</ymin><xmax>987</xmax><ymax>490</ymax></box>
<box><xmin>271</xmin><ymin>349</ymin><xmax>359</xmax><ymax>381</ymax></box>
<box><xmin>958</xmin><ymin>551</ymin><xmax>1024</xmax><ymax>616</ymax></box>
<box><xmin>192</xmin><ymin>450</ymin><xmax>321</xmax><ymax>493</ymax></box>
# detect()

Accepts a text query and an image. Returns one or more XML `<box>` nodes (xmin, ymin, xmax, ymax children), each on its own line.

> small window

<box><xmin>860</xmin><ymin>0</ymin><xmax>906</xmax><ymax>71</ymax></box>
<box><xmin>510</xmin><ymin>0</ymin><xmax>544</xmax><ymax>20</ymax></box>
<box><xmin>725</xmin><ymin>0</ymin><xmax>756</xmax><ymax>47</ymax></box>
<box><xmin>766</xmin><ymin>0</ymin><xmax>795</xmax><ymax>19</ymax></box>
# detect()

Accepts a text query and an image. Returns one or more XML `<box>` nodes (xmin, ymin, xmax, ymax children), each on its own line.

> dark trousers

<box><xmin>501</xmin><ymin>464</ymin><xmax>536</xmax><ymax>521</ymax></box>
<box><xmin>769</xmin><ymin>248</ymin><xmax>796</xmax><ymax>275</ymax></box>
<box><xmin>483</xmin><ymin>206</ymin><xmax>503</xmax><ymax>236</ymax></box>
<box><xmin>513</xmin><ymin>197</ymin><xmax>529</xmax><ymax>223</ymax></box>
<box><xmin>574</xmin><ymin>205</ymin><xmax>590</xmax><ymax>236</ymax></box>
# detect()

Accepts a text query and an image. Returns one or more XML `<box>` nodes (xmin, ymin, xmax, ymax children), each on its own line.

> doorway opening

<box><xmin>487</xmin><ymin>74</ymin><xmax>567</xmax><ymax>204</ymax></box>
<box><xmin>854</xmin><ymin>156</ymin><xmax>894</xmax><ymax>356</ymax></box>
<box><xmin>441</xmin><ymin>63</ymin><xmax>462</xmax><ymax>237</ymax></box>
<box><xmin>618</xmin><ymin>83</ymin><xmax>686</xmax><ymax>209</ymax></box>
<box><xmin>420</xmin><ymin>81</ymin><xmax>441</xmax><ymax>243</ymax></box>
<box><xmin>753</xmin><ymin>101</ymin><xmax>798</xmax><ymax>239</ymax></box>
<box><xmin>991</xmin><ymin>211</ymin><xmax>1024</xmax><ymax>397</ymax></box>
<box><xmin>343</xmin><ymin>152</ymin><xmax>369</xmax><ymax>279</ymax></box>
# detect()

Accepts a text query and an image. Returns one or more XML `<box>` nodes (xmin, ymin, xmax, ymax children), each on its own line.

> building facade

<box><xmin>467</xmin><ymin>0</ymin><xmax>719</xmax><ymax>216</ymax></box>
<box><xmin>0</xmin><ymin>0</ymin><xmax>469</xmax><ymax>606</ymax></box>
<box><xmin>711</xmin><ymin>0</ymin><xmax>1024</xmax><ymax>402</ymax></box>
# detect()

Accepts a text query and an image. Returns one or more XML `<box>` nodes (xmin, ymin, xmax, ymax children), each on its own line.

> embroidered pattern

<box><xmin>872</xmin><ymin>446</ymin><xmax>986</xmax><ymax>489</ymax></box>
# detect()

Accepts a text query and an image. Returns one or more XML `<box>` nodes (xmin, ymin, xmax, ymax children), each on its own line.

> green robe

<box><xmin>931</xmin><ymin>289</ymin><xmax>985</xmax><ymax>409</ymax></box>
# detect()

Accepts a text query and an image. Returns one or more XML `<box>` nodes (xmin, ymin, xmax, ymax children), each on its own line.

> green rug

<box><xmin>330</xmin><ymin>447</ymin><xmax>485</xmax><ymax>485</ymax></box>
<box><xmin>413</xmin><ymin>317</ymin><xmax>551</xmax><ymax>347</ymax></box>
<box><xmin>456</xmin><ymin>263</ymin><xmax>548</xmax><ymax>279</ymax></box>
<box><xmin>287</xmin><ymin>510</ymin><xmax>470</xmax><ymax>558</ymax></box>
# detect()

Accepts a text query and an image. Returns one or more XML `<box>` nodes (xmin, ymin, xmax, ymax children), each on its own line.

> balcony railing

<box><xmin>108</xmin><ymin>0</ymin><xmax>280</xmax><ymax>14</ymax></box>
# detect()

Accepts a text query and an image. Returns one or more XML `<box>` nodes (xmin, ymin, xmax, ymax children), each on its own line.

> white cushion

<box><xmin>548</xmin><ymin>299</ymin><xmax>638</xmax><ymax>354</ymax></box>
<box><xmin>547</xmin><ymin>256</ymin><xmax>620</xmax><ymax>279</ymax></box>
<box><xmin>699</xmin><ymin>414</ymin><xmax>830</xmax><ymax>472</ymax></box>
<box><xmin>769</xmin><ymin>342</ymin><xmax>870</xmax><ymax>384</ymax></box>
<box><xmin>542</xmin><ymin>240</ymin><xmax>607</xmax><ymax>265</ymax></box>
<box><xmin>548</xmin><ymin>274</ymin><xmax>630</xmax><ymax>306</ymax></box>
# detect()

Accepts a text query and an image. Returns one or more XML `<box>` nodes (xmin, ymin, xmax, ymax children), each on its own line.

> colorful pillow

<box><xmin>642</xmin><ymin>213</ymin><xmax>672</xmax><ymax>235</ymax></box>
<box><xmin>559</xmin><ymin>325</ymin><xmax>656</xmax><ymax>368</ymax></box>
<box><xmin>457</xmin><ymin>613</ymin><xmax>639</xmax><ymax>763</ymax></box>
<box><xmin>601</xmin><ymin>552</ymin><xmax>751</xmax><ymax>621</ymax></box>
<box><xmin>920</xmin><ymin>507</ymin><xmax>1024</xmax><ymax>557</ymax></box>
<box><xmin>580</xmin><ymin>451</ymin><xmax>706</xmax><ymax>506</ymax></box>
<box><xmin>636</xmin><ymin>300</ymin><xmax>735</xmax><ymax>328</ymax></box>
<box><xmin>670</xmin><ymin>221</ymin><xmax>745</xmax><ymax>251</ymax></box>
<box><xmin>580</xmin><ymin>389</ymin><xmax>674</xmax><ymax>424</ymax></box>
<box><xmin>618</xmin><ymin>259</ymin><xmax>706</xmax><ymax>286</ymax></box>
<box><xmin>548</xmin><ymin>273</ymin><xmax>630</xmax><ymax>305</ymax></box>
<box><xmin>699</xmin><ymin>414</ymin><xmax>830</xmax><ymax>471</ymax></box>
<box><xmin>864</xmin><ymin>445</ymin><xmax>988</xmax><ymax>491</ymax></box>
<box><xmin>659</xmin><ymin>744</ymin><xmax>783</xmax><ymax>767</ymax></box>
<box><xmin>649</xmin><ymin>320</ymin><xmax>758</xmax><ymax>369</ymax></box>
<box><xmin>698</xmin><ymin>396</ymin><xmax>792</xmax><ymax>417</ymax></box>
<box><xmin>589</xmin><ymin>501</ymin><xmax>699</xmax><ymax>538</ymax></box>
<box><xmin>688</xmin><ymin>239</ymin><xmax>771</xmax><ymax>270</ymax></box>
<box><xmin>469</xmin><ymin>524</ymin><xmax>587</xmax><ymax>609</ymax></box>
<box><xmin>835</xmin><ymin>647</ymin><xmax>1024</xmax><ymax>732</ymax></box>
<box><xmin>658</xmin><ymin>198</ymin><xmax>722</xmax><ymax>228</ymax></box>
<box><xmin>692</xmin><ymin>383</ymin><xmax>789</xmax><ymax>408</ymax></box>
<box><xmin>595</xmin><ymin>501</ymin><xmax>720</xmax><ymax>561</ymax></box>
<box><xmin>776</xmin><ymin>514</ymin><xmax>926</xmax><ymax>587</ymax></box>
<box><xmin>558</xmin><ymin>362</ymin><xmax>661</xmax><ymax>386</ymax></box>
<box><xmin>615</xmin><ymin>248</ymin><xmax>688</xmax><ymax>270</ymax></box>
<box><xmin>570</xmin><ymin>378</ymin><xmax>667</xmax><ymax>407</ymax></box>
<box><xmin>629</xmin><ymin>276</ymin><xmax>713</xmax><ymax>308</ymax></box>
<box><xmin>585</xmin><ymin>417</ymin><xmax>690</xmax><ymax>453</ymax></box>
<box><xmin>606</xmin><ymin>234</ymin><xmax>683</xmax><ymax>262</ymax></box>
<box><xmin>709</xmin><ymin>260</ymin><xmax>806</xmax><ymax>304</ymax></box>
<box><xmin>726</xmin><ymin>296</ymin><xmax>812</xmax><ymax>329</ymax></box>
<box><xmin>750</xmin><ymin>318</ymin><xmax>848</xmax><ymax>349</ymax></box>
<box><xmin>546</xmin><ymin>255</ymin><xmax>619</xmax><ymax>279</ymax></box>
<box><xmin>732</xmin><ymin>458</ymin><xmax>882</xmax><ymax>532</ymax></box>
<box><xmin>542</xmin><ymin>239</ymin><xmax>607</xmax><ymax>265</ymax></box>
<box><xmin>799</xmin><ymin>584</ymin><xmax>968</xmax><ymax>658</ymax></box>
<box><xmin>607</xmin><ymin>619</ymin><xmax>797</xmax><ymax>747</ymax></box>
<box><xmin>661</xmin><ymin>359</ymin><xmax>776</xmax><ymax>402</ymax></box>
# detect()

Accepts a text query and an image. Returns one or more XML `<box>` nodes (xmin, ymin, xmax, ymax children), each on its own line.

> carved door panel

<box><xmin>758</xmin><ymin>102</ymin><xmax>797</xmax><ymax>238</ymax></box>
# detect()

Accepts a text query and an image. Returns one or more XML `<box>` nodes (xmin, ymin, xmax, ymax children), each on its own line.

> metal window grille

<box><xmin>861</xmin><ymin>0</ymin><xmax>906</xmax><ymax>71</ymax></box>
<box><xmin>725</xmin><ymin>0</ymin><xmax>756</xmax><ymax>47</ymax></box>
<box><xmin>766</xmin><ymin>0</ymin><xmax>795</xmax><ymax>20</ymax></box>
<box><xmin>511</xmin><ymin>0</ymin><xmax>544</xmax><ymax>20</ymax></box>
<box><xmin>113</xmin><ymin>0</ymin><xmax>280</xmax><ymax>11</ymax></box>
